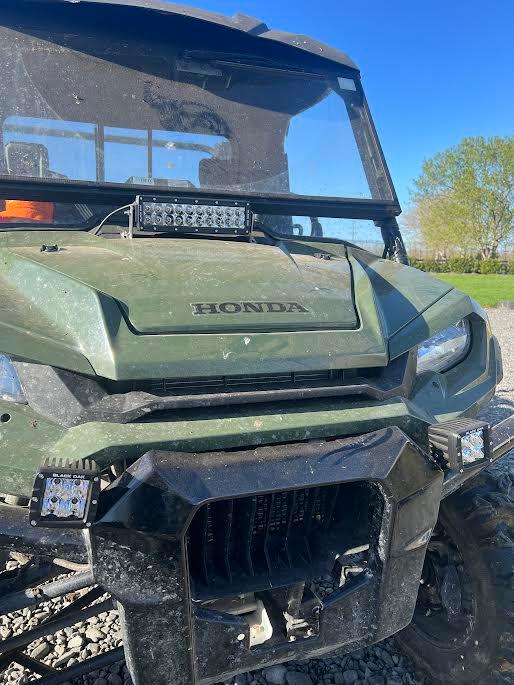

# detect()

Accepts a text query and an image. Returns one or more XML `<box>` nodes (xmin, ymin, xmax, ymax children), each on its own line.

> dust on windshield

<box><xmin>0</xmin><ymin>23</ymin><xmax>394</xmax><ymax>229</ymax></box>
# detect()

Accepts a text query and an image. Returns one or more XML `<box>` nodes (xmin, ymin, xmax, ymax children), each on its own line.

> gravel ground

<box><xmin>0</xmin><ymin>579</ymin><xmax>127</xmax><ymax>685</ymax></box>
<box><xmin>1</xmin><ymin>308</ymin><xmax>512</xmax><ymax>685</ymax></box>
<box><xmin>478</xmin><ymin>308</ymin><xmax>514</xmax><ymax>426</ymax></box>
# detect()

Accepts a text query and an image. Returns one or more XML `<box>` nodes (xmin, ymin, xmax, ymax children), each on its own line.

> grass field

<box><xmin>432</xmin><ymin>273</ymin><xmax>514</xmax><ymax>308</ymax></box>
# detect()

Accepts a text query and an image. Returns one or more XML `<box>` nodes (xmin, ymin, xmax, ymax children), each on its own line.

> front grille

<box><xmin>134</xmin><ymin>370</ymin><xmax>355</xmax><ymax>396</ymax></box>
<box><xmin>187</xmin><ymin>482</ymin><xmax>374</xmax><ymax>600</ymax></box>
<box><xmin>92</xmin><ymin>352</ymin><xmax>414</xmax><ymax>425</ymax></box>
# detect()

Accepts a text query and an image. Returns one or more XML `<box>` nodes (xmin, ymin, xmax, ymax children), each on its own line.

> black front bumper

<box><xmin>3</xmin><ymin>417</ymin><xmax>513</xmax><ymax>684</ymax></box>
<box><xmin>86</xmin><ymin>426</ymin><xmax>442</xmax><ymax>685</ymax></box>
<box><xmin>2</xmin><ymin>417</ymin><xmax>513</xmax><ymax>684</ymax></box>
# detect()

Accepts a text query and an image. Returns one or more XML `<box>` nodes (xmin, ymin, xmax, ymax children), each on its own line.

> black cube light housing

<box><xmin>429</xmin><ymin>419</ymin><xmax>492</xmax><ymax>472</ymax></box>
<box><xmin>30</xmin><ymin>458</ymin><xmax>100</xmax><ymax>528</ymax></box>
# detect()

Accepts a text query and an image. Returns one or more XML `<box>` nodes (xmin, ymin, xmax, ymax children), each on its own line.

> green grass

<box><xmin>432</xmin><ymin>273</ymin><xmax>514</xmax><ymax>308</ymax></box>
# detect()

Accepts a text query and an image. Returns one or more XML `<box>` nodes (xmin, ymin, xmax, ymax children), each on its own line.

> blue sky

<box><xmin>173</xmin><ymin>0</ymin><xmax>514</xmax><ymax>209</ymax></box>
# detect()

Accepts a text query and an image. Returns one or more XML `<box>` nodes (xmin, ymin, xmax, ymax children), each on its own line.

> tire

<box><xmin>397</xmin><ymin>456</ymin><xmax>514</xmax><ymax>684</ymax></box>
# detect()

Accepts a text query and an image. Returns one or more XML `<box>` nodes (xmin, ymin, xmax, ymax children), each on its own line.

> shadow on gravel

<box><xmin>214</xmin><ymin>638</ymin><xmax>425</xmax><ymax>685</ymax></box>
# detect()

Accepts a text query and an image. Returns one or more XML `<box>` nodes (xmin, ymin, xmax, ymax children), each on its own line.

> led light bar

<box><xmin>30</xmin><ymin>458</ymin><xmax>100</xmax><ymax>528</ymax></box>
<box><xmin>135</xmin><ymin>195</ymin><xmax>252</xmax><ymax>235</ymax></box>
<box><xmin>429</xmin><ymin>419</ymin><xmax>492</xmax><ymax>471</ymax></box>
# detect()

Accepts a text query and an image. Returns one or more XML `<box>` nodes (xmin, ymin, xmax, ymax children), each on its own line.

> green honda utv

<box><xmin>0</xmin><ymin>1</ymin><xmax>512</xmax><ymax>684</ymax></box>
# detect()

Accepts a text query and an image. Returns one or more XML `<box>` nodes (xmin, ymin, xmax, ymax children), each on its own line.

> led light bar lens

<box><xmin>30</xmin><ymin>459</ymin><xmax>100</xmax><ymax>528</ymax></box>
<box><xmin>461</xmin><ymin>428</ymin><xmax>485</xmax><ymax>465</ymax></box>
<box><xmin>137</xmin><ymin>196</ymin><xmax>251</xmax><ymax>235</ymax></box>
<box><xmin>41</xmin><ymin>477</ymin><xmax>91</xmax><ymax>518</ymax></box>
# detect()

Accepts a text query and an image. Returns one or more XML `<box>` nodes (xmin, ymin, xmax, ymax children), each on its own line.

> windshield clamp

<box><xmin>124</xmin><ymin>203</ymin><xmax>136</xmax><ymax>240</ymax></box>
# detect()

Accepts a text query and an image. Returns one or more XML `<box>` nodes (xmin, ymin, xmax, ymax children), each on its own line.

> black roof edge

<box><xmin>19</xmin><ymin>0</ymin><xmax>360</xmax><ymax>72</ymax></box>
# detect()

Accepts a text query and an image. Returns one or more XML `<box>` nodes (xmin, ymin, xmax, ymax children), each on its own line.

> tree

<box><xmin>410</xmin><ymin>136</ymin><xmax>514</xmax><ymax>258</ymax></box>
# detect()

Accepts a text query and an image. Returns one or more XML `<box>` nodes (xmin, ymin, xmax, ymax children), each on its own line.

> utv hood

<box><xmin>0</xmin><ymin>232</ymin><xmax>454</xmax><ymax>380</ymax></box>
<box><xmin>4</xmin><ymin>236</ymin><xmax>358</xmax><ymax>334</ymax></box>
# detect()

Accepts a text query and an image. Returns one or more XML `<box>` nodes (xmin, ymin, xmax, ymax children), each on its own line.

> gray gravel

<box><xmin>213</xmin><ymin>640</ymin><xmax>424</xmax><ymax>685</ymax></box>
<box><xmin>0</xmin><ymin>567</ymin><xmax>128</xmax><ymax>685</ymax></box>
<box><xmin>479</xmin><ymin>308</ymin><xmax>514</xmax><ymax>426</ymax></box>
<box><xmin>1</xmin><ymin>309</ymin><xmax>512</xmax><ymax>685</ymax></box>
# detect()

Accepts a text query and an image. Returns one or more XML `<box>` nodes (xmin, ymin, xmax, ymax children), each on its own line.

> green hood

<box><xmin>4</xmin><ymin>235</ymin><xmax>358</xmax><ymax>334</ymax></box>
<box><xmin>0</xmin><ymin>231</ymin><xmax>453</xmax><ymax>380</ymax></box>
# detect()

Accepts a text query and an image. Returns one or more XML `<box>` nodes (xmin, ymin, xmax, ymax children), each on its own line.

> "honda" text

<box><xmin>191</xmin><ymin>302</ymin><xmax>310</xmax><ymax>315</ymax></box>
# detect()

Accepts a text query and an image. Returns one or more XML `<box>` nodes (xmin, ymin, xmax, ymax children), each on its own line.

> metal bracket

<box><xmin>123</xmin><ymin>202</ymin><xmax>136</xmax><ymax>239</ymax></box>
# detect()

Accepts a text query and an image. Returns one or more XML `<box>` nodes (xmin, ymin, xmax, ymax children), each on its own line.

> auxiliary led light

<box><xmin>460</xmin><ymin>428</ymin><xmax>486</xmax><ymax>465</ymax></box>
<box><xmin>136</xmin><ymin>195</ymin><xmax>251</xmax><ymax>235</ymax></box>
<box><xmin>428</xmin><ymin>419</ymin><xmax>492</xmax><ymax>471</ymax></box>
<box><xmin>30</xmin><ymin>459</ymin><xmax>100</xmax><ymax>528</ymax></box>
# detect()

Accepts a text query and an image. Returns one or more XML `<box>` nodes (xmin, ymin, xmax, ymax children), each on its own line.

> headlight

<box><xmin>417</xmin><ymin>320</ymin><xmax>471</xmax><ymax>374</ymax></box>
<box><xmin>0</xmin><ymin>354</ymin><xmax>26</xmax><ymax>403</ymax></box>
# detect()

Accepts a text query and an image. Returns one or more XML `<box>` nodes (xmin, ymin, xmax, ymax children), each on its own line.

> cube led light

<box><xmin>460</xmin><ymin>428</ymin><xmax>487</xmax><ymax>465</ymax></box>
<box><xmin>30</xmin><ymin>458</ymin><xmax>100</xmax><ymax>528</ymax></box>
<box><xmin>428</xmin><ymin>419</ymin><xmax>492</xmax><ymax>471</ymax></box>
<box><xmin>136</xmin><ymin>195</ymin><xmax>251</xmax><ymax>235</ymax></box>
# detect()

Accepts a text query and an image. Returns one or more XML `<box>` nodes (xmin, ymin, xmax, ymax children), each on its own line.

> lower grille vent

<box><xmin>135</xmin><ymin>370</ymin><xmax>352</xmax><ymax>396</ymax></box>
<box><xmin>187</xmin><ymin>482</ymin><xmax>373</xmax><ymax>600</ymax></box>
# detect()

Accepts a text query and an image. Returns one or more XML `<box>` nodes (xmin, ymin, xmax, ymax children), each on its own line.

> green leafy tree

<box><xmin>410</xmin><ymin>136</ymin><xmax>514</xmax><ymax>258</ymax></box>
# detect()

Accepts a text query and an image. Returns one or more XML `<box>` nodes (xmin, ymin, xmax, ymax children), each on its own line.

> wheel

<box><xmin>396</xmin><ymin>457</ymin><xmax>514</xmax><ymax>684</ymax></box>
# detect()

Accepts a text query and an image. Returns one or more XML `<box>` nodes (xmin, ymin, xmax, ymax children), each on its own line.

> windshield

<box><xmin>0</xmin><ymin>23</ymin><xmax>395</xmax><ymax>220</ymax></box>
<box><xmin>255</xmin><ymin>215</ymin><xmax>384</xmax><ymax>253</ymax></box>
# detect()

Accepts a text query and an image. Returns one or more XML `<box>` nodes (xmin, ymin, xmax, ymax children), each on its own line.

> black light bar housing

<box><xmin>30</xmin><ymin>458</ymin><xmax>100</xmax><ymax>529</ymax></box>
<box><xmin>135</xmin><ymin>195</ymin><xmax>252</xmax><ymax>235</ymax></box>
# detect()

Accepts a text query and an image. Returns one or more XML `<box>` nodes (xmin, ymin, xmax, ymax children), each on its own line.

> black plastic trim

<box><xmin>0</xmin><ymin>178</ymin><xmax>401</xmax><ymax>222</ymax></box>
<box><xmin>2</xmin><ymin>0</ymin><xmax>359</xmax><ymax>72</ymax></box>
<box><xmin>15</xmin><ymin>352</ymin><xmax>416</xmax><ymax>427</ymax></box>
<box><xmin>74</xmin><ymin>351</ymin><xmax>417</xmax><ymax>425</ymax></box>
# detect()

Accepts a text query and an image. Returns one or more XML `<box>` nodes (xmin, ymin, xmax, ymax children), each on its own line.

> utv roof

<box><xmin>27</xmin><ymin>0</ymin><xmax>359</xmax><ymax>72</ymax></box>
